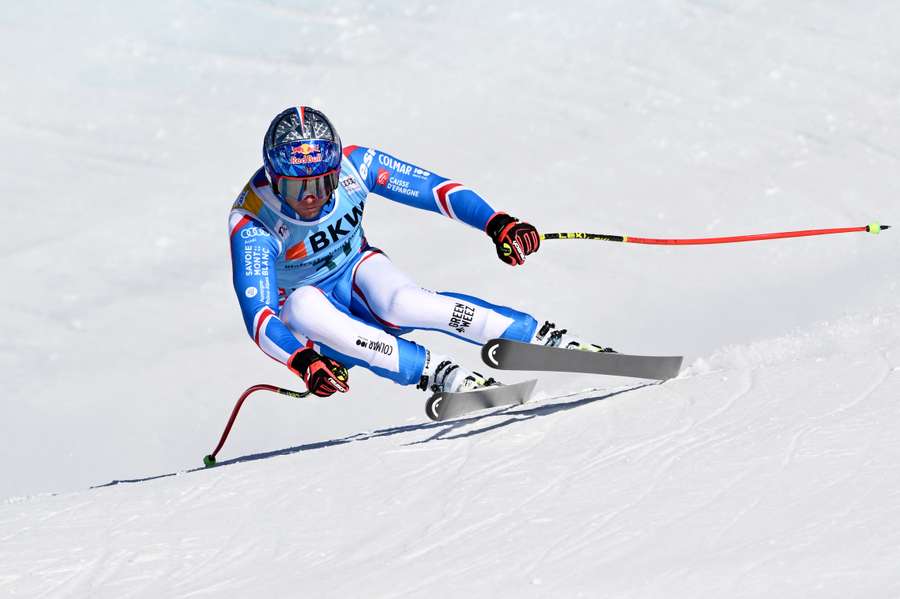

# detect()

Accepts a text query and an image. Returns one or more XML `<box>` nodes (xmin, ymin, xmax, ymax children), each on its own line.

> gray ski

<box><xmin>481</xmin><ymin>339</ymin><xmax>683</xmax><ymax>381</ymax></box>
<box><xmin>426</xmin><ymin>379</ymin><xmax>538</xmax><ymax>422</ymax></box>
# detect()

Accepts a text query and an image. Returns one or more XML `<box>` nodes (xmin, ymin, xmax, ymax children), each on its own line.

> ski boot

<box><xmin>532</xmin><ymin>321</ymin><xmax>616</xmax><ymax>353</ymax></box>
<box><xmin>417</xmin><ymin>355</ymin><xmax>500</xmax><ymax>420</ymax></box>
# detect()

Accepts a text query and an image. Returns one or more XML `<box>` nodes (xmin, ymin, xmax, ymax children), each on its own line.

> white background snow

<box><xmin>1</xmin><ymin>1</ymin><xmax>899</xmax><ymax>597</ymax></box>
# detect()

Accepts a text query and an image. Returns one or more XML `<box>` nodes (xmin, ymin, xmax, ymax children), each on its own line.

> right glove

<box><xmin>485</xmin><ymin>212</ymin><xmax>541</xmax><ymax>266</ymax></box>
<box><xmin>288</xmin><ymin>348</ymin><xmax>350</xmax><ymax>397</ymax></box>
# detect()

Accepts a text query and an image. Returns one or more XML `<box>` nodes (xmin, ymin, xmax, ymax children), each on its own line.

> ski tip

<box><xmin>203</xmin><ymin>454</ymin><xmax>217</xmax><ymax>468</ymax></box>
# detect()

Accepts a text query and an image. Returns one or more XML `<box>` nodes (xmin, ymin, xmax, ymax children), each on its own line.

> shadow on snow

<box><xmin>92</xmin><ymin>383</ymin><xmax>654</xmax><ymax>489</ymax></box>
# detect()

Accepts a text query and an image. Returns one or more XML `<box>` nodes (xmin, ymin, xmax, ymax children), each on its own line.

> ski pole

<box><xmin>203</xmin><ymin>384</ymin><xmax>311</xmax><ymax>468</ymax></box>
<box><xmin>533</xmin><ymin>222</ymin><xmax>889</xmax><ymax>247</ymax></box>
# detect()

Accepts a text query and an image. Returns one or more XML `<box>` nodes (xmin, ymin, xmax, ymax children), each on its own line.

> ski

<box><xmin>425</xmin><ymin>379</ymin><xmax>538</xmax><ymax>422</ymax></box>
<box><xmin>481</xmin><ymin>339</ymin><xmax>683</xmax><ymax>381</ymax></box>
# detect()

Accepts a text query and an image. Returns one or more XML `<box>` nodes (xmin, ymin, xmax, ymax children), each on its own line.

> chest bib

<box><xmin>231</xmin><ymin>156</ymin><xmax>370</xmax><ymax>290</ymax></box>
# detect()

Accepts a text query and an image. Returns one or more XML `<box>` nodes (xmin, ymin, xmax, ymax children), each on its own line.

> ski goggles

<box><xmin>275</xmin><ymin>169</ymin><xmax>340</xmax><ymax>203</ymax></box>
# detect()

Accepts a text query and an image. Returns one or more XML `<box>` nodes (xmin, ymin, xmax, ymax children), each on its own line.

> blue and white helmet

<box><xmin>263</xmin><ymin>106</ymin><xmax>342</xmax><ymax>195</ymax></box>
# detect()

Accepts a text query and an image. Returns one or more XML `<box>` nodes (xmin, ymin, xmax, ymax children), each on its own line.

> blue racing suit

<box><xmin>228</xmin><ymin>145</ymin><xmax>537</xmax><ymax>385</ymax></box>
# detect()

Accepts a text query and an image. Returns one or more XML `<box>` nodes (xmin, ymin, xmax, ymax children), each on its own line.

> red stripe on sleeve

<box><xmin>254</xmin><ymin>307</ymin><xmax>275</xmax><ymax>344</ymax></box>
<box><xmin>230</xmin><ymin>216</ymin><xmax>251</xmax><ymax>238</ymax></box>
<box><xmin>434</xmin><ymin>181</ymin><xmax>462</xmax><ymax>218</ymax></box>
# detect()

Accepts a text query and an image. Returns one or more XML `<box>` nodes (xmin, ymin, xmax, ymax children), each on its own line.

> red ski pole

<box><xmin>203</xmin><ymin>384</ymin><xmax>312</xmax><ymax>467</ymax></box>
<box><xmin>537</xmin><ymin>223</ymin><xmax>890</xmax><ymax>246</ymax></box>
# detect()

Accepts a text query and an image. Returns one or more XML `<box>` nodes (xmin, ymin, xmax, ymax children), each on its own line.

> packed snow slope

<box><xmin>2</xmin><ymin>311</ymin><xmax>899</xmax><ymax>597</ymax></box>
<box><xmin>1</xmin><ymin>0</ymin><xmax>899</xmax><ymax>595</ymax></box>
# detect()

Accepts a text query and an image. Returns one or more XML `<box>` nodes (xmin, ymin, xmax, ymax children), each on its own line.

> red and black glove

<box><xmin>288</xmin><ymin>348</ymin><xmax>350</xmax><ymax>397</ymax></box>
<box><xmin>486</xmin><ymin>212</ymin><xmax>541</xmax><ymax>266</ymax></box>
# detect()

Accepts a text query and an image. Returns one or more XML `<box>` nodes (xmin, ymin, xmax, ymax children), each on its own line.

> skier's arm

<box><xmin>343</xmin><ymin>146</ymin><xmax>497</xmax><ymax>231</ymax></box>
<box><xmin>229</xmin><ymin>212</ymin><xmax>350</xmax><ymax>395</ymax></box>
<box><xmin>228</xmin><ymin>213</ymin><xmax>306</xmax><ymax>364</ymax></box>
<box><xmin>344</xmin><ymin>146</ymin><xmax>540</xmax><ymax>264</ymax></box>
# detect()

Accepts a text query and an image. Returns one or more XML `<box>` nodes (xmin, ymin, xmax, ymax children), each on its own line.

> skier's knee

<box><xmin>381</xmin><ymin>284</ymin><xmax>422</xmax><ymax>323</ymax></box>
<box><xmin>282</xmin><ymin>286</ymin><xmax>332</xmax><ymax>337</ymax></box>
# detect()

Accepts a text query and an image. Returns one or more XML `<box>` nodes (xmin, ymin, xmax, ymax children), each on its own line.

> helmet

<box><xmin>263</xmin><ymin>106</ymin><xmax>342</xmax><ymax>204</ymax></box>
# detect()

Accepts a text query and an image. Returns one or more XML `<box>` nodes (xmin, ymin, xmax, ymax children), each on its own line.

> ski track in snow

<box><xmin>3</xmin><ymin>334</ymin><xmax>900</xmax><ymax>597</ymax></box>
<box><xmin>9</xmin><ymin>319</ymin><xmax>900</xmax><ymax>597</ymax></box>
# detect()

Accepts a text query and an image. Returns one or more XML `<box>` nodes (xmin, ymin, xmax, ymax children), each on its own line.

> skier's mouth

<box><xmin>295</xmin><ymin>195</ymin><xmax>328</xmax><ymax>217</ymax></box>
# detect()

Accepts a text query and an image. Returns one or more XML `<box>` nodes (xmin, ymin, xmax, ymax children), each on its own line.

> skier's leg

<box><xmin>283</xmin><ymin>284</ymin><xmax>495</xmax><ymax>393</ymax></box>
<box><xmin>350</xmin><ymin>252</ymin><xmax>538</xmax><ymax>345</ymax></box>
<box><xmin>280</xmin><ymin>285</ymin><xmax>427</xmax><ymax>385</ymax></box>
<box><xmin>351</xmin><ymin>252</ymin><xmax>614</xmax><ymax>353</ymax></box>
<box><xmin>437</xmin><ymin>293</ymin><xmax>613</xmax><ymax>350</ymax></box>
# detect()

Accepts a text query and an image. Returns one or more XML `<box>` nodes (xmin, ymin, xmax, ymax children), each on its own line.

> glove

<box><xmin>486</xmin><ymin>212</ymin><xmax>540</xmax><ymax>266</ymax></box>
<box><xmin>288</xmin><ymin>348</ymin><xmax>350</xmax><ymax>397</ymax></box>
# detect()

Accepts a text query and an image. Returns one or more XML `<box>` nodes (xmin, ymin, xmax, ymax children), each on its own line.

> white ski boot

<box><xmin>417</xmin><ymin>354</ymin><xmax>500</xmax><ymax>395</ymax></box>
<box><xmin>417</xmin><ymin>353</ymin><xmax>503</xmax><ymax>421</ymax></box>
<box><xmin>532</xmin><ymin>321</ymin><xmax>616</xmax><ymax>353</ymax></box>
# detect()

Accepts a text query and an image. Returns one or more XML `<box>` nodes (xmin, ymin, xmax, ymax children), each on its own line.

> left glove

<box><xmin>288</xmin><ymin>348</ymin><xmax>350</xmax><ymax>397</ymax></box>
<box><xmin>486</xmin><ymin>212</ymin><xmax>540</xmax><ymax>266</ymax></box>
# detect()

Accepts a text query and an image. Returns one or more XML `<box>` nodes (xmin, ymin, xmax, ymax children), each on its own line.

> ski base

<box><xmin>481</xmin><ymin>339</ymin><xmax>683</xmax><ymax>381</ymax></box>
<box><xmin>425</xmin><ymin>379</ymin><xmax>538</xmax><ymax>422</ymax></box>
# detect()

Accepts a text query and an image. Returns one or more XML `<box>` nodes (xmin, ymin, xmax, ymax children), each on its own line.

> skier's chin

<box><xmin>291</xmin><ymin>196</ymin><xmax>327</xmax><ymax>219</ymax></box>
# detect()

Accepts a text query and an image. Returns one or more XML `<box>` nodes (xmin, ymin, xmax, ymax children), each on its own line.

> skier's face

<box><xmin>277</xmin><ymin>169</ymin><xmax>339</xmax><ymax>219</ymax></box>
<box><xmin>290</xmin><ymin>195</ymin><xmax>327</xmax><ymax>219</ymax></box>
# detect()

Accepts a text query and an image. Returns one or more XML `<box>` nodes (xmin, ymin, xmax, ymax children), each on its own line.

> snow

<box><xmin>1</xmin><ymin>1</ymin><xmax>899</xmax><ymax>597</ymax></box>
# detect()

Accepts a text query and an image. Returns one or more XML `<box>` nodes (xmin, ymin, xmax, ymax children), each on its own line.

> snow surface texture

<box><xmin>1</xmin><ymin>1</ymin><xmax>898</xmax><ymax>596</ymax></box>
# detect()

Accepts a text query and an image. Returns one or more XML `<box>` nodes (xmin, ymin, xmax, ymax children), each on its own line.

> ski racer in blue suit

<box><xmin>229</xmin><ymin>106</ymin><xmax>609</xmax><ymax>402</ymax></box>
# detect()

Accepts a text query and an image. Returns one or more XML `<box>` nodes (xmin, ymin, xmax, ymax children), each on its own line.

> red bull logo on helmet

<box><xmin>292</xmin><ymin>143</ymin><xmax>318</xmax><ymax>155</ymax></box>
<box><xmin>290</xmin><ymin>142</ymin><xmax>324</xmax><ymax>165</ymax></box>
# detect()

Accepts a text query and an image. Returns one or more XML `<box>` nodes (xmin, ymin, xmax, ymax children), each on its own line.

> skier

<box><xmin>229</xmin><ymin>106</ymin><xmax>611</xmax><ymax>402</ymax></box>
